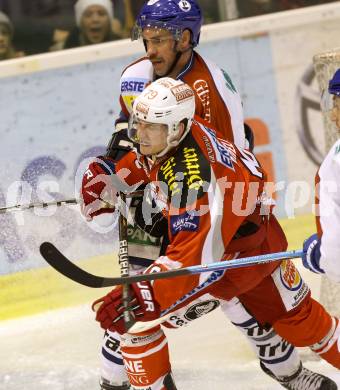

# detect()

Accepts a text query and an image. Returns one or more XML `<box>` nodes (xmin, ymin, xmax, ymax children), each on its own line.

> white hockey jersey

<box><xmin>316</xmin><ymin>139</ymin><xmax>340</xmax><ymax>281</ymax></box>
<box><xmin>118</xmin><ymin>52</ymin><xmax>246</xmax><ymax>148</ymax></box>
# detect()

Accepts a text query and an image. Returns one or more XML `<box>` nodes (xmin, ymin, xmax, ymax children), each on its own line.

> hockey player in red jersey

<box><xmin>302</xmin><ymin>68</ymin><xmax>340</xmax><ymax>282</ymax></box>
<box><xmin>82</xmin><ymin>78</ymin><xmax>339</xmax><ymax>390</ymax></box>
<box><xmin>86</xmin><ymin>1</ymin><xmax>336</xmax><ymax>389</ymax></box>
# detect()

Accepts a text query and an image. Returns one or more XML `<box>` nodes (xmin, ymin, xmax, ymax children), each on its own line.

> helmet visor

<box><xmin>127</xmin><ymin>115</ymin><xmax>139</xmax><ymax>144</ymax></box>
<box><xmin>127</xmin><ymin>115</ymin><xmax>168</xmax><ymax>145</ymax></box>
<box><xmin>131</xmin><ymin>19</ymin><xmax>182</xmax><ymax>42</ymax></box>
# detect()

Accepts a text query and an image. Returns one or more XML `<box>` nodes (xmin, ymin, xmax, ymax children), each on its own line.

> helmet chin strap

<box><xmin>155</xmin><ymin>120</ymin><xmax>191</xmax><ymax>158</ymax></box>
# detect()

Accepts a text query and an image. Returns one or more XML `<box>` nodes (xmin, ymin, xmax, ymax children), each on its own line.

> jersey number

<box><xmin>238</xmin><ymin>148</ymin><xmax>263</xmax><ymax>178</ymax></box>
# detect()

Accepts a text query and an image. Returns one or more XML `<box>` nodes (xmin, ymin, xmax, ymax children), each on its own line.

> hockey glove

<box><xmin>92</xmin><ymin>281</ymin><xmax>161</xmax><ymax>334</ymax></box>
<box><xmin>80</xmin><ymin>156</ymin><xmax>117</xmax><ymax>221</ymax></box>
<box><xmin>302</xmin><ymin>233</ymin><xmax>324</xmax><ymax>274</ymax></box>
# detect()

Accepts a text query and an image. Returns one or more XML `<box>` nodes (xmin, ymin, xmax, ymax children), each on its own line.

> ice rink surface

<box><xmin>1</xmin><ymin>304</ymin><xmax>340</xmax><ymax>390</ymax></box>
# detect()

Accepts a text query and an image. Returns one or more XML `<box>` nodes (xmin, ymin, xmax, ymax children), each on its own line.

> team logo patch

<box><xmin>170</xmin><ymin>211</ymin><xmax>199</xmax><ymax>235</ymax></box>
<box><xmin>184</xmin><ymin>300</ymin><xmax>220</xmax><ymax>320</ymax></box>
<box><xmin>135</xmin><ymin>102</ymin><xmax>149</xmax><ymax>116</ymax></box>
<box><xmin>171</xmin><ymin>84</ymin><xmax>194</xmax><ymax>102</ymax></box>
<box><xmin>279</xmin><ymin>260</ymin><xmax>302</xmax><ymax>291</ymax></box>
<box><xmin>178</xmin><ymin>0</ymin><xmax>191</xmax><ymax>12</ymax></box>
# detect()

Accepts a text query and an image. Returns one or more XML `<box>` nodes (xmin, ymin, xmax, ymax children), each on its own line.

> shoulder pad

<box><xmin>120</xmin><ymin>59</ymin><xmax>153</xmax><ymax>113</ymax></box>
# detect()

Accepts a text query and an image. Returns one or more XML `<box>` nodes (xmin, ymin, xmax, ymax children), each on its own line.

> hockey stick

<box><xmin>0</xmin><ymin>198</ymin><xmax>79</xmax><ymax>214</ymax></box>
<box><xmin>128</xmin><ymin>269</ymin><xmax>226</xmax><ymax>333</ymax></box>
<box><xmin>117</xmin><ymin>192</ymin><xmax>135</xmax><ymax>331</ymax></box>
<box><xmin>0</xmin><ymin>191</ymin><xmax>145</xmax><ymax>214</ymax></box>
<box><xmin>40</xmin><ymin>241</ymin><xmax>303</xmax><ymax>288</ymax></box>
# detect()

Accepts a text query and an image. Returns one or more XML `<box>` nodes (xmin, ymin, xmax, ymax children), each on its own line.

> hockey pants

<box><xmin>103</xmin><ymin>260</ymin><xmax>340</xmax><ymax>389</ymax></box>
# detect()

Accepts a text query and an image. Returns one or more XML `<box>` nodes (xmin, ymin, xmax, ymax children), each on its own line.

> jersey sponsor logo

<box><xmin>184</xmin><ymin>300</ymin><xmax>220</xmax><ymax>320</ymax></box>
<box><xmin>202</xmin><ymin>135</ymin><xmax>215</xmax><ymax>163</ymax></box>
<box><xmin>160</xmin><ymin>156</ymin><xmax>181</xmax><ymax>196</ymax></box>
<box><xmin>279</xmin><ymin>260</ymin><xmax>302</xmax><ymax>291</ymax></box>
<box><xmin>199</xmin><ymin>123</ymin><xmax>235</xmax><ymax>169</ymax></box>
<box><xmin>170</xmin><ymin>211</ymin><xmax>199</xmax><ymax>235</ymax></box>
<box><xmin>272</xmin><ymin>262</ymin><xmax>309</xmax><ymax>311</ymax></box>
<box><xmin>178</xmin><ymin>0</ymin><xmax>191</xmax><ymax>12</ymax></box>
<box><xmin>159</xmin><ymin>147</ymin><xmax>204</xmax><ymax>196</ymax></box>
<box><xmin>124</xmin><ymin>358</ymin><xmax>149</xmax><ymax>386</ymax></box>
<box><xmin>169</xmin><ymin>314</ymin><xmax>189</xmax><ymax>327</ymax></box>
<box><xmin>182</xmin><ymin>147</ymin><xmax>204</xmax><ymax>190</ymax></box>
<box><xmin>171</xmin><ymin>84</ymin><xmax>194</xmax><ymax>102</ymax></box>
<box><xmin>127</xmin><ymin>224</ymin><xmax>161</xmax><ymax>247</ymax></box>
<box><xmin>121</xmin><ymin>78</ymin><xmax>148</xmax><ymax>93</ymax></box>
<box><xmin>193</xmin><ymin>79</ymin><xmax>211</xmax><ymax>122</ymax></box>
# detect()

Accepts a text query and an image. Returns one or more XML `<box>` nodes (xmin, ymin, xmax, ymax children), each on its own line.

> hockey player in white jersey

<box><xmin>302</xmin><ymin>68</ymin><xmax>340</xmax><ymax>282</ymax></box>
<box><xmin>86</xmin><ymin>1</ymin><xmax>337</xmax><ymax>389</ymax></box>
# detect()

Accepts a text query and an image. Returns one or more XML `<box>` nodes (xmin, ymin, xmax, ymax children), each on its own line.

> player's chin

<box><xmin>140</xmin><ymin>145</ymin><xmax>152</xmax><ymax>155</ymax></box>
<box><xmin>153</xmin><ymin>63</ymin><xmax>168</xmax><ymax>77</ymax></box>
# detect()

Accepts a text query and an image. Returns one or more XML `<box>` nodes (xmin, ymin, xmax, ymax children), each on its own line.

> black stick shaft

<box><xmin>118</xmin><ymin>192</ymin><xmax>135</xmax><ymax>331</ymax></box>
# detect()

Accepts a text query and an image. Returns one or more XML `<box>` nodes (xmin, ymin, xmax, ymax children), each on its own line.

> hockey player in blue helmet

<box><xmin>302</xmin><ymin>68</ymin><xmax>340</xmax><ymax>283</ymax></box>
<box><xmin>82</xmin><ymin>1</ymin><xmax>337</xmax><ymax>389</ymax></box>
<box><xmin>321</xmin><ymin>68</ymin><xmax>340</xmax><ymax>131</ymax></box>
<box><xmin>131</xmin><ymin>0</ymin><xmax>202</xmax><ymax>77</ymax></box>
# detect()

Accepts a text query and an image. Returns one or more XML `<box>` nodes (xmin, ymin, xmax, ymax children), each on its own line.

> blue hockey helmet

<box><xmin>329</xmin><ymin>68</ymin><xmax>340</xmax><ymax>96</ymax></box>
<box><xmin>132</xmin><ymin>0</ymin><xmax>203</xmax><ymax>47</ymax></box>
<box><xmin>321</xmin><ymin>68</ymin><xmax>340</xmax><ymax>112</ymax></box>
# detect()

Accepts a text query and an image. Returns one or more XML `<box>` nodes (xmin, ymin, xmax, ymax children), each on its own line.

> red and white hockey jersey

<box><xmin>316</xmin><ymin>139</ymin><xmax>340</xmax><ymax>282</ymax></box>
<box><xmin>118</xmin><ymin>51</ymin><xmax>245</xmax><ymax>148</ymax></box>
<box><xmin>113</xmin><ymin>116</ymin><xmax>287</xmax><ymax>311</ymax></box>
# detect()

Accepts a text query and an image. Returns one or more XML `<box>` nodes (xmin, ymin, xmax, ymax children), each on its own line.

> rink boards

<box><xmin>0</xmin><ymin>214</ymin><xmax>322</xmax><ymax>321</ymax></box>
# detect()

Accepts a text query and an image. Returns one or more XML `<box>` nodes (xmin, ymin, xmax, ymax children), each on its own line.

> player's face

<box><xmin>136</xmin><ymin>120</ymin><xmax>168</xmax><ymax>155</ymax></box>
<box><xmin>81</xmin><ymin>5</ymin><xmax>111</xmax><ymax>44</ymax></box>
<box><xmin>330</xmin><ymin>96</ymin><xmax>340</xmax><ymax>130</ymax></box>
<box><xmin>142</xmin><ymin>28</ymin><xmax>178</xmax><ymax>77</ymax></box>
<box><xmin>0</xmin><ymin>25</ymin><xmax>10</xmax><ymax>59</ymax></box>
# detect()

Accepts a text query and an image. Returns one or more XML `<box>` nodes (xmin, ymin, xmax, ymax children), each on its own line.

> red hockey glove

<box><xmin>92</xmin><ymin>281</ymin><xmax>161</xmax><ymax>334</ymax></box>
<box><xmin>80</xmin><ymin>156</ymin><xmax>118</xmax><ymax>221</ymax></box>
